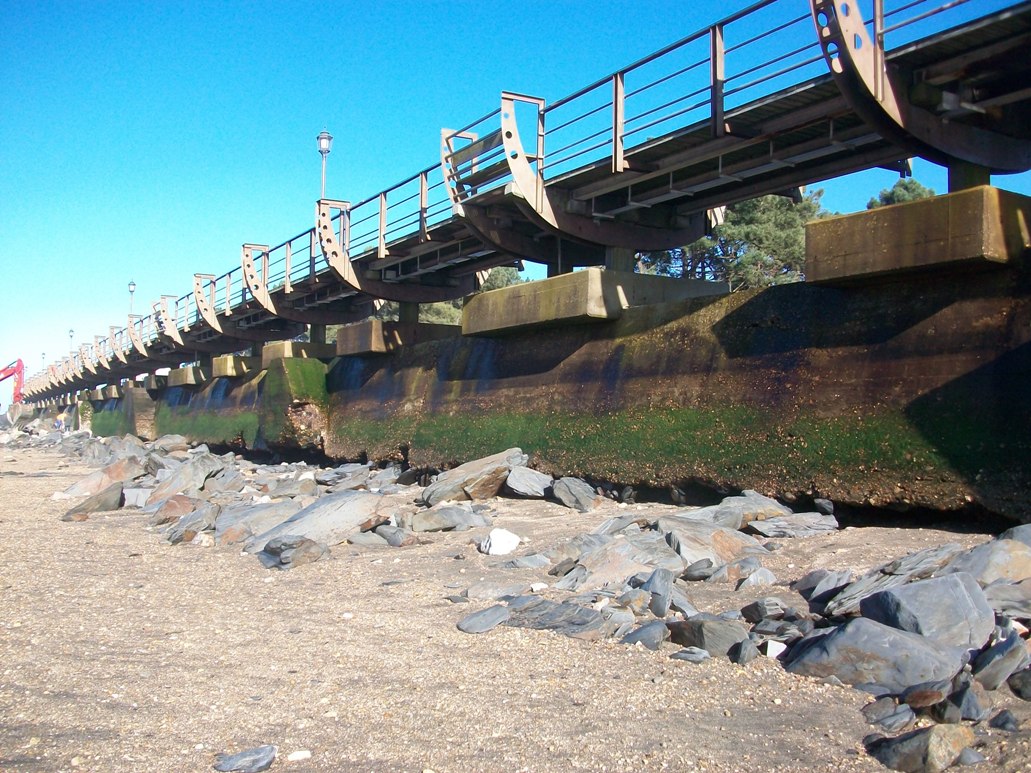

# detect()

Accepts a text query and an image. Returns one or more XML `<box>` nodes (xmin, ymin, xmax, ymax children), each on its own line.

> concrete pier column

<box><xmin>605</xmin><ymin>247</ymin><xmax>637</xmax><ymax>272</ymax></box>
<box><xmin>948</xmin><ymin>161</ymin><xmax>991</xmax><ymax>192</ymax></box>
<box><xmin>398</xmin><ymin>302</ymin><xmax>419</xmax><ymax>324</ymax></box>
<box><xmin>310</xmin><ymin>324</ymin><xmax>327</xmax><ymax>344</ymax></box>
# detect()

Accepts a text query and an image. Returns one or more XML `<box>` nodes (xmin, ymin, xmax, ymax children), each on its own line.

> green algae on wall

<box><xmin>154</xmin><ymin>403</ymin><xmax>260</xmax><ymax>447</ymax></box>
<box><xmin>89</xmin><ymin>401</ymin><xmax>130</xmax><ymax>437</ymax></box>
<box><xmin>257</xmin><ymin>358</ymin><xmax>329</xmax><ymax>449</ymax></box>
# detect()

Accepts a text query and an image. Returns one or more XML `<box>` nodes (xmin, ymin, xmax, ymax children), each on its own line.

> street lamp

<box><xmin>68</xmin><ymin>328</ymin><xmax>74</xmax><ymax>354</ymax></box>
<box><xmin>128</xmin><ymin>280</ymin><xmax>136</xmax><ymax>315</ymax></box>
<box><xmin>317</xmin><ymin>130</ymin><xmax>333</xmax><ymax>199</ymax></box>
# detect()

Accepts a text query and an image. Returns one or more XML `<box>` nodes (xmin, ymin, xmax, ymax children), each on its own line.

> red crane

<box><xmin>0</xmin><ymin>359</ymin><xmax>25</xmax><ymax>404</ymax></box>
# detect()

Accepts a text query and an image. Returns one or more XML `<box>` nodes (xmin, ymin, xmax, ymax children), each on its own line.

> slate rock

<box><xmin>694</xmin><ymin>489</ymin><xmax>791</xmax><ymax>529</ymax></box>
<box><xmin>736</xmin><ymin>568</ymin><xmax>778</xmax><ymax>589</ymax></box>
<box><xmin>617</xmin><ymin>588</ymin><xmax>651</xmax><ymax>616</ymax></box>
<box><xmin>551</xmin><ymin>476</ymin><xmax>603</xmax><ymax>513</ymax></box>
<box><xmin>667</xmin><ymin>615</ymin><xmax>750</xmax><ymax>657</ymax></box>
<box><xmin>404</xmin><ymin>503</ymin><xmax>491</xmax><ymax>533</ymax></box>
<box><xmin>505</xmin><ymin>596</ymin><xmax>615</xmax><ymax>640</ymax></box>
<box><xmin>255</xmin><ymin>536</ymin><xmax>329</xmax><ymax>570</ymax></box>
<box><xmin>867</xmin><ymin>725</ymin><xmax>974</xmax><ymax>773</ymax></box>
<box><xmin>417</xmin><ymin>448</ymin><xmax>527</xmax><ymax>506</ymax></box>
<box><xmin>997</xmin><ymin>524</ymin><xmax>1031</xmax><ymax>549</ymax></box>
<box><xmin>982</xmin><ymin>578</ymin><xmax>1031</xmax><ymax>619</ymax></box>
<box><xmin>165</xmin><ymin>502</ymin><xmax>220</xmax><ymax>545</ymax></box>
<box><xmin>682</xmin><ymin>558</ymin><xmax>716</xmax><ymax>581</ymax></box>
<box><xmin>213</xmin><ymin>744</ymin><xmax>277</xmax><ymax>772</ymax></box>
<box><xmin>792</xmin><ymin>568</ymin><xmax>853</xmax><ymax>614</ymax></box>
<box><xmin>746</xmin><ymin>513</ymin><xmax>838</xmax><ymax>539</ymax></box>
<box><xmin>504</xmin><ymin>466</ymin><xmax>553</xmax><ymax>498</ymax></box>
<box><xmin>939</xmin><ymin>539</ymin><xmax>1031</xmax><ymax>587</ymax></box>
<box><xmin>862</xmin><ymin>697</ymin><xmax>916</xmax><ymax>733</ymax></box>
<box><xmin>972</xmin><ymin>629</ymin><xmax>1028</xmax><ymax>690</ymax></box>
<box><xmin>215</xmin><ymin>500</ymin><xmax>304</xmax><ymax>545</ymax></box>
<box><xmin>61</xmin><ymin>481</ymin><xmax>124</xmax><ymax>521</ymax></box>
<box><xmin>948</xmin><ymin>680</ymin><xmax>991</xmax><ymax>723</ymax></box>
<box><xmin>123</xmin><ymin>487</ymin><xmax>151</xmax><ymax>508</ymax></box>
<box><xmin>457</xmin><ymin>604</ymin><xmax>511</xmax><ymax>634</ymax></box>
<box><xmin>499</xmin><ymin>553</ymin><xmax>551</xmax><ymax>570</ymax></box>
<box><xmin>706</xmin><ymin>556</ymin><xmax>763</xmax><ymax>584</ymax></box>
<box><xmin>814</xmin><ymin>497</ymin><xmax>835</xmax><ymax>515</ymax></box>
<box><xmin>146</xmin><ymin>494</ymin><xmax>203</xmax><ymax>526</ymax></box>
<box><xmin>823</xmin><ymin>543</ymin><xmax>964</xmax><ymax>617</ymax></box>
<box><xmin>374</xmin><ymin>524</ymin><xmax>418</xmax><ymax>547</ymax></box>
<box><xmin>657</xmin><ymin>516</ymin><xmax>766</xmax><ymax>567</ymax></box>
<box><xmin>900</xmin><ymin>680</ymin><xmax>952</xmax><ymax>709</ymax></box>
<box><xmin>989</xmin><ymin>709</ymin><xmax>1019</xmax><ymax>732</ymax></box>
<box><xmin>1007</xmin><ymin>666</ymin><xmax>1031</xmax><ymax>700</ymax></box>
<box><xmin>146</xmin><ymin>453</ymin><xmax>226</xmax><ymax>504</ymax></box>
<box><xmin>246</xmin><ymin>490</ymin><xmax>389</xmax><ymax>553</ymax></box>
<box><xmin>955</xmin><ymin>747</ymin><xmax>986</xmax><ymax>766</ymax></box>
<box><xmin>149</xmin><ymin>434</ymin><xmax>190</xmax><ymax>454</ymax></box>
<box><xmin>859</xmin><ymin>573</ymin><xmax>994</xmax><ymax>651</ymax></box>
<box><xmin>641</xmin><ymin>567</ymin><xmax>674</xmax><ymax>617</ymax></box>
<box><xmin>620</xmin><ymin>620</ymin><xmax>671</xmax><ymax>650</ymax></box>
<box><xmin>728</xmin><ymin>638</ymin><xmax>760</xmax><ymax>665</ymax></box>
<box><xmin>785</xmin><ymin>617</ymin><xmax>964</xmax><ymax>694</ymax></box>
<box><xmin>348</xmin><ymin>531</ymin><xmax>389</xmax><ymax>547</ymax></box>
<box><xmin>671</xmin><ymin>647</ymin><xmax>711</xmax><ymax>663</ymax></box>
<box><xmin>62</xmin><ymin>457</ymin><xmax>145</xmax><ymax>498</ymax></box>
<box><xmin>267</xmin><ymin>477</ymin><xmax>320</xmax><ymax>499</ymax></box>
<box><xmin>741</xmin><ymin>597</ymin><xmax>789</xmax><ymax>623</ymax></box>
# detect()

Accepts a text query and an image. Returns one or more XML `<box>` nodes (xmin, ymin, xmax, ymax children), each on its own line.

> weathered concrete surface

<box><xmin>336</xmin><ymin>320</ymin><xmax>460</xmax><ymax>356</ymax></box>
<box><xmin>462</xmin><ymin>267</ymin><xmax>729</xmax><ymax>336</ymax></box>
<box><xmin>807</xmin><ymin>186</ymin><xmax>1030</xmax><ymax>283</ymax></box>
<box><xmin>212</xmin><ymin>355</ymin><xmax>260</xmax><ymax>378</ymax></box>
<box><xmin>324</xmin><ymin>256</ymin><xmax>1031</xmax><ymax>521</ymax></box>
<box><xmin>260</xmin><ymin>341</ymin><xmax>335</xmax><ymax>369</ymax></box>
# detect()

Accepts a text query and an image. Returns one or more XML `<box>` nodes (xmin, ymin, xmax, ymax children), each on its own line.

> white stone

<box><xmin>287</xmin><ymin>750</ymin><xmax>312</xmax><ymax>762</ymax></box>
<box><xmin>479</xmin><ymin>528</ymin><xmax>521</xmax><ymax>556</ymax></box>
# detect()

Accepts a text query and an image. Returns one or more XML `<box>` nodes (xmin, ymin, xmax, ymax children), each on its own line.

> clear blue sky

<box><xmin>2</xmin><ymin>0</ymin><xmax>1029</xmax><ymax>407</ymax></box>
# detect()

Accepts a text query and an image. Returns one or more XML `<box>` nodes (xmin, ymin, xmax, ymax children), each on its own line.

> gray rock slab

<box><xmin>620</xmin><ymin>620</ymin><xmax>671</xmax><ymax>650</ymax></box>
<box><xmin>214</xmin><ymin>744</ymin><xmax>277</xmax><ymax>773</ymax></box>
<box><xmin>862</xmin><ymin>697</ymin><xmax>916</xmax><ymax>732</ymax></box>
<box><xmin>504</xmin><ymin>466</ymin><xmax>553</xmax><ymax>498</ymax></box>
<box><xmin>122</xmin><ymin>487</ymin><xmax>151</xmax><ymax>509</ymax></box>
<box><xmin>786</xmin><ymin>617</ymin><xmax>964</xmax><ymax>694</ymax></box>
<box><xmin>551</xmin><ymin>476</ymin><xmax>603</xmax><ymax>512</ymax></box>
<box><xmin>404</xmin><ymin>503</ymin><xmax>492</xmax><ymax>533</ymax></box>
<box><xmin>822</xmin><ymin>543</ymin><xmax>964</xmax><ymax>617</ymax></box>
<box><xmin>245</xmin><ymin>490</ymin><xmax>389</xmax><ymax>553</ymax></box>
<box><xmin>165</xmin><ymin>502</ymin><xmax>220</xmax><ymax>545</ymax></box>
<box><xmin>149</xmin><ymin>434</ymin><xmax>190</xmax><ymax>454</ymax></box>
<box><xmin>215</xmin><ymin>500</ymin><xmax>304</xmax><ymax>546</ymax></box>
<box><xmin>505</xmin><ymin>596</ymin><xmax>616</xmax><ymax>641</ymax></box>
<box><xmin>667</xmin><ymin>616</ymin><xmax>750</xmax><ymax>657</ymax></box>
<box><xmin>374</xmin><ymin>524</ymin><xmax>417</xmax><ymax>547</ymax></box>
<box><xmin>61</xmin><ymin>481</ymin><xmax>124</xmax><ymax>521</ymax></box>
<box><xmin>867</xmin><ymin>725</ymin><xmax>973</xmax><ymax>773</ymax></box>
<box><xmin>983</xmin><ymin>578</ymin><xmax>1031</xmax><ymax>619</ymax></box>
<box><xmin>939</xmin><ymin>539</ymin><xmax>1031</xmax><ymax>587</ymax></box>
<box><xmin>348</xmin><ymin>530</ymin><xmax>389</xmax><ymax>547</ymax></box>
<box><xmin>859</xmin><ymin>573</ymin><xmax>994</xmax><ymax>651</ymax></box>
<box><xmin>499</xmin><ymin>553</ymin><xmax>551</xmax><ymax>570</ymax></box>
<box><xmin>457</xmin><ymin>604</ymin><xmax>511</xmax><ymax>634</ymax></box>
<box><xmin>255</xmin><ymin>536</ymin><xmax>329</xmax><ymax>570</ymax></box>
<box><xmin>973</xmin><ymin>629</ymin><xmax>1028</xmax><ymax>690</ymax></box>
<box><xmin>641</xmin><ymin>567</ymin><xmax>675</xmax><ymax>617</ymax></box>
<box><xmin>746</xmin><ymin>513</ymin><xmax>839</xmax><ymax>539</ymax></box>
<box><xmin>671</xmin><ymin>647</ymin><xmax>712</xmax><ymax>663</ymax></box>
<box><xmin>1007</xmin><ymin>667</ymin><xmax>1031</xmax><ymax>700</ymax></box>
<box><xmin>997</xmin><ymin>524</ymin><xmax>1031</xmax><ymax>549</ymax></box>
<box><xmin>146</xmin><ymin>453</ymin><xmax>226</xmax><ymax>505</ymax></box>
<box><xmin>741</xmin><ymin>597</ymin><xmax>789</xmax><ymax>623</ymax></box>
<box><xmin>147</xmin><ymin>494</ymin><xmax>204</xmax><ymax>526</ymax></box>
<box><xmin>417</xmin><ymin>448</ymin><xmax>527</xmax><ymax>506</ymax></box>
<box><xmin>657</xmin><ymin>516</ymin><xmax>766</xmax><ymax>567</ymax></box>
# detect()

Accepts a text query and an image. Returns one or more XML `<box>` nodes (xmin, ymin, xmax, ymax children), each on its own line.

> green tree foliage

<box><xmin>638</xmin><ymin>190</ymin><xmax>825</xmax><ymax>290</ymax></box>
<box><xmin>866</xmin><ymin>178</ymin><xmax>935</xmax><ymax>209</ymax></box>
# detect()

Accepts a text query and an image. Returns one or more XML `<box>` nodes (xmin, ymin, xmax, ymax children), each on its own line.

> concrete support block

<box><xmin>806</xmin><ymin>185</ymin><xmax>1031</xmax><ymax>284</ymax></box>
<box><xmin>212</xmin><ymin>355</ymin><xmax>261</xmax><ymax>378</ymax></box>
<box><xmin>167</xmin><ymin>366</ymin><xmax>208</xmax><ymax>388</ymax></box>
<box><xmin>336</xmin><ymin>319</ymin><xmax>461</xmax><ymax>356</ymax></box>
<box><xmin>102</xmin><ymin>385</ymin><xmax>121</xmax><ymax>399</ymax></box>
<box><xmin>88</xmin><ymin>388</ymin><xmax>104</xmax><ymax>401</ymax></box>
<box><xmin>463</xmin><ymin>267</ymin><xmax>729</xmax><ymax>336</ymax></box>
<box><xmin>145</xmin><ymin>375</ymin><xmax>167</xmax><ymax>391</ymax></box>
<box><xmin>261</xmin><ymin>341</ymin><xmax>336</xmax><ymax>369</ymax></box>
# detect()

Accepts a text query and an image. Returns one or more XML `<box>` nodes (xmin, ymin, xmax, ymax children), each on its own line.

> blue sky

<box><xmin>2</xmin><ymin>0</ymin><xmax>1029</xmax><ymax>407</ymax></box>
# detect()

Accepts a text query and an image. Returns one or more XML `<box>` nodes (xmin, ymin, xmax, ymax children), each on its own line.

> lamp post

<box><xmin>128</xmin><ymin>280</ymin><xmax>136</xmax><ymax>315</ymax></box>
<box><xmin>68</xmin><ymin>328</ymin><xmax>74</xmax><ymax>355</ymax></box>
<box><xmin>317</xmin><ymin>130</ymin><xmax>333</xmax><ymax>199</ymax></box>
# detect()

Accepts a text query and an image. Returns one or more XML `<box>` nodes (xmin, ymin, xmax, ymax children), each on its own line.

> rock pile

<box><xmin>6</xmin><ymin>428</ymin><xmax>1030</xmax><ymax>772</ymax></box>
